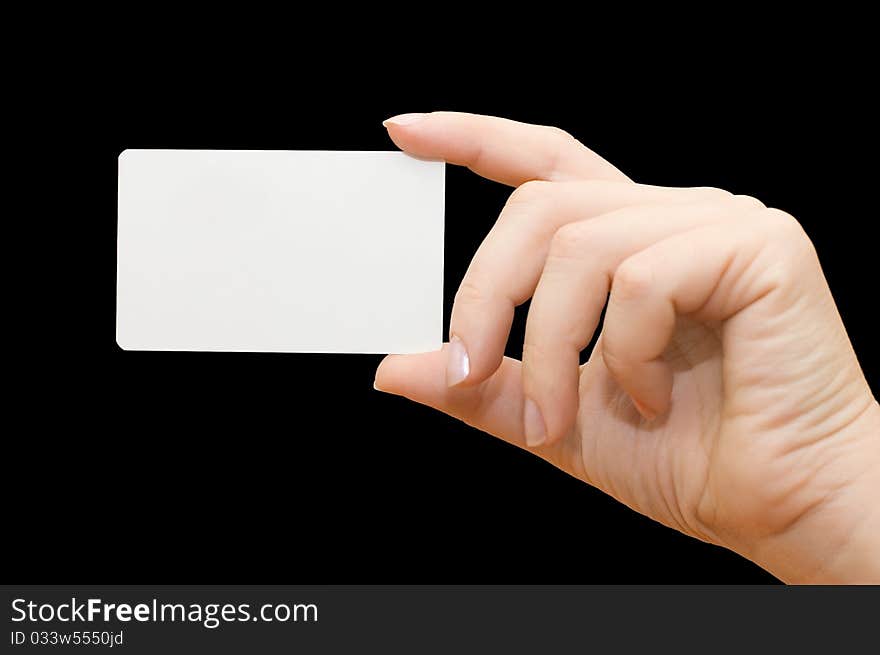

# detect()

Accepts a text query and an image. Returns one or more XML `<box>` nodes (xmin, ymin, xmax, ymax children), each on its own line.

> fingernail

<box><xmin>383</xmin><ymin>113</ymin><xmax>428</xmax><ymax>127</ymax></box>
<box><xmin>446</xmin><ymin>336</ymin><xmax>470</xmax><ymax>387</ymax></box>
<box><xmin>524</xmin><ymin>398</ymin><xmax>547</xmax><ymax>447</ymax></box>
<box><xmin>632</xmin><ymin>398</ymin><xmax>657</xmax><ymax>421</ymax></box>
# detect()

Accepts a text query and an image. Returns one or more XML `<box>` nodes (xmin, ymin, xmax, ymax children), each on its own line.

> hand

<box><xmin>373</xmin><ymin>112</ymin><xmax>880</xmax><ymax>583</ymax></box>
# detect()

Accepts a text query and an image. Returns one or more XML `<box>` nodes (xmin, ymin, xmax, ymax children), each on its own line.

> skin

<box><xmin>374</xmin><ymin>112</ymin><xmax>880</xmax><ymax>583</ymax></box>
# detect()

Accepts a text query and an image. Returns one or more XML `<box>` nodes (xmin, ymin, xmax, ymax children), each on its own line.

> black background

<box><xmin>10</xmin><ymin>23</ymin><xmax>876</xmax><ymax>584</ymax></box>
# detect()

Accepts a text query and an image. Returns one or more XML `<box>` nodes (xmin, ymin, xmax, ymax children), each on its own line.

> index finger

<box><xmin>383</xmin><ymin>111</ymin><xmax>629</xmax><ymax>186</ymax></box>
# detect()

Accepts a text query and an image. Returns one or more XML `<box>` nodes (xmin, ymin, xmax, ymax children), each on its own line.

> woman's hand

<box><xmin>373</xmin><ymin>112</ymin><xmax>880</xmax><ymax>583</ymax></box>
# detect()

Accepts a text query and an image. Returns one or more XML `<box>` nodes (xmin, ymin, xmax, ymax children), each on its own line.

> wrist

<box><xmin>767</xmin><ymin>399</ymin><xmax>880</xmax><ymax>584</ymax></box>
<box><xmin>814</xmin><ymin>491</ymin><xmax>880</xmax><ymax>584</ymax></box>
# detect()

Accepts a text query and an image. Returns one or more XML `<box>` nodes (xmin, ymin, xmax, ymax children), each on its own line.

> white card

<box><xmin>117</xmin><ymin>150</ymin><xmax>445</xmax><ymax>353</ymax></box>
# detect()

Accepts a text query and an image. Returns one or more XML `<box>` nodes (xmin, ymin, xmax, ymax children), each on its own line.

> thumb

<box><xmin>374</xmin><ymin>346</ymin><xmax>528</xmax><ymax>448</ymax></box>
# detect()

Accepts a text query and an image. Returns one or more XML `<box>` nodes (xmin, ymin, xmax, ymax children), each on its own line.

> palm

<box><xmin>563</xmin><ymin>270</ymin><xmax>863</xmax><ymax>552</ymax></box>
<box><xmin>564</xmin><ymin>318</ymin><xmax>724</xmax><ymax>544</ymax></box>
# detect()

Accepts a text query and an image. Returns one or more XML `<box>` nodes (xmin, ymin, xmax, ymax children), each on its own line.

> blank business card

<box><xmin>117</xmin><ymin>150</ymin><xmax>445</xmax><ymax>353</ymax></box>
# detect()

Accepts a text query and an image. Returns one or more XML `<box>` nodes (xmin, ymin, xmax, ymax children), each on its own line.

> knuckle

<box><xmin>454</xmin><ymin>279</ymin><xmax>489</xmax><ymax>307</ymax></box>
<box><xmin>543</xmin><ymin>125</ymin><xmax>577</xmax><ymax>144</ymax></box>
<box><xmin>690</xmin><ymin>186</ymin><xmax>734</xmax><ymax>202</ymax></box>
<box><xmin>755</xmin><ymin>208</ymin><xmax>817</xmax><ymax>286</ymax></box>
<box><xmin>762</xmin><ymin>208</ymin><xmax>814</xmax><ymax>253</ymax></box>
<box><xmin>549</xmin><ymin>222</ymin><xmax>593</xmax><ymax>259</ymax></box>
<box><xmin>730</xmin><ymin>194</ymin><xmax>766</xmax><ymax>211</ymax></box>
<box><xmin>507</xmin><ymin>179</ymin><xmax>552</xmax><ymax>208</ymax></box>
<box><xmin>521</xmin><ymin>335</ymin><xmax>554</xmax><ymax>366</ymax></box>
<box><xmin>601</xmin><ymin>340</ymin><xmax>634</xmax><ymax>377</ymax></box>
<box><xmin>612</xmin><ymin>258</ymin><xmax>654</xmax><ymax>301</ymax></box>
<box><xmin>762</xmin><ymin>206</ymin><xmax>803</xmax><ymax>233</ymax></box>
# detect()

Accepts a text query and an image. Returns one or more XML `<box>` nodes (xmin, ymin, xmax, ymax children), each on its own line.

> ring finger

<box><xmin>521</xmin><ymin>197</ymin><xmax>762</xmax><ymax>446</ymax></box>
<box><xmin>448</xmin><ymin>182</ymin><xmax>734</xmax><ymax>387</ymax></box>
